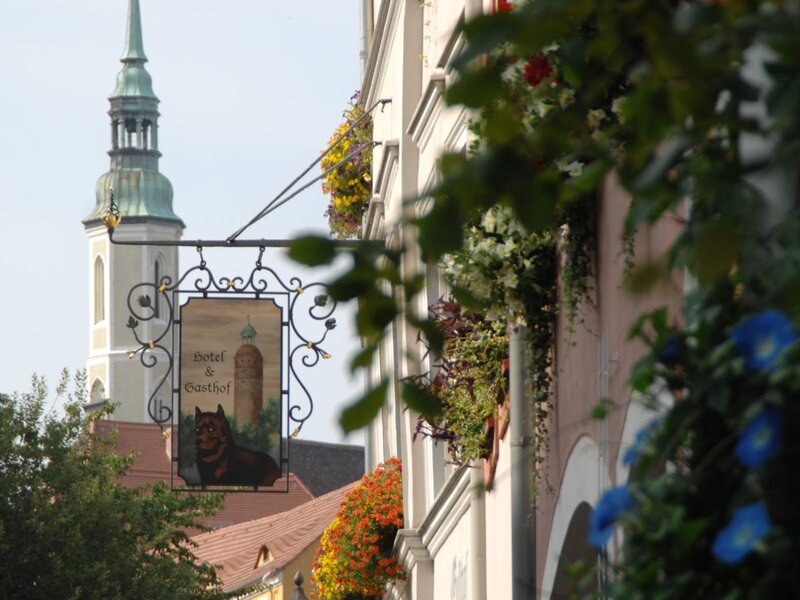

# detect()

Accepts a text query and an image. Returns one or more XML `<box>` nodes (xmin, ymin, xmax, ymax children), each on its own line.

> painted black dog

<box><xmin>194</xmin><ymin>404</ymin><xmax>281</xmax><ymax>486</ymax></box>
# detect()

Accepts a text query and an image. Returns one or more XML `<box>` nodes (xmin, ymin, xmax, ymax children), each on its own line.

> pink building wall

<box><xmin>535</xmin><ymin>174</ymin><xmax>683</xmax><ymax>595</ymax></box>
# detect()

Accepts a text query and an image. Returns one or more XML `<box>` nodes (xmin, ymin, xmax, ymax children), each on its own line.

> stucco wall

<box><xmin>535</xmin><ymin>174</ymin><xmax>683</xmax><ymax>593</ymax></box>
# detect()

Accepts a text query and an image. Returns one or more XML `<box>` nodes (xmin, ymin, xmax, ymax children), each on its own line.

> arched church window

<box><xmin>94</xmin><ymin>256</ymin><xmax>105</xmax><ymax>324</ymax></box>
<box><xmin>90</xmin><ymin>379</ymin><xmax>106</xmax><ymax>403</ymax></box>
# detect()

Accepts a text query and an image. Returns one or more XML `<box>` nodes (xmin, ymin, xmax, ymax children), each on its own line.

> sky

<box><xmin>0</xmin><ymin>0</ymin><xmax>366</xmax><ymax>443</ymax></box>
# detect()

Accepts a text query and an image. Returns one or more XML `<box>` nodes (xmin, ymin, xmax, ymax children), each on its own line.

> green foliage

<box><xmin>0</xmin><ymin>370</ymin><xmax>224</xmax><ymax>599</ymax></box>
<box><xmin>410</xmin><ymin>299</ymin><xmax>507</xmax><ymax>464</ymax></box>
<box><xmin>340</xmin><ymin>380</ymin><xmax>389</xmax><ymax>433</ymax></box>
<box><xmin>292</xmin><ymin>0</ymin><xmax>800</xmax><ymax>595</ymax></box>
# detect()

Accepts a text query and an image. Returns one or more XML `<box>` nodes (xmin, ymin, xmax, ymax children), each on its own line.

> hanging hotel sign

<box><xmin>179</xmin><ymin>299</ymin><xmax>282</xmax><ymax>488</ymax></box>
<box><xmin>123</xmin><ymin>246</ymin><xmax>337</xmax><ymax>493</ymax></box>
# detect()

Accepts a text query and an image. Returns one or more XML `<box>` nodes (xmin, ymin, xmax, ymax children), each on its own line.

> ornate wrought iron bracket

<box><xmin>125</xmin><ymin>245</ymin><xmax>338</xmax><ymax>435</ymax></box>
<box><xmin>106</xmin><ymin>189</ymin><xmax>379</xmax><ymax>491</ymax></box>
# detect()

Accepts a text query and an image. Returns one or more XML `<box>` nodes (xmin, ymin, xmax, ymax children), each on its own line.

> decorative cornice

<box><xmin>393</xmin><ymin>465</ymin><xmax>474</xmax><ymax>572</ymax></box>
<box><xmin>395</xmin><ymin>528</ymin><xmax>432</xmax><ymax>571</ymax></box>
<box><xmin>361</xmin><ymin>0</ymin><xmax>401</xmax><ymax>106</ymax></box>
<box><xmin>374</xmin><ymin>139</ymin><xmax>400</xmax><ymax>201</ymax></box>
<box><xmin>408</xmin><ymin>72</ymin><xmax>446</xmax><ymax>148</ymax></box>
<box><xmin>364</xmin><ymin>196</ymin><xmax>385</xmax><ymax>240</ymax></box>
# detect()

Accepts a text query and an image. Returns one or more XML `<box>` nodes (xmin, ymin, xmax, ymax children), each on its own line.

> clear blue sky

<box><xmin>0</xmin><ymin>0</ymin><xmax>365</xmax><ymax>442</ymax></box>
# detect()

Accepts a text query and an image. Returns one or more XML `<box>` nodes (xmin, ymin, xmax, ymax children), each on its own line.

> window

<box><xmin>94</xmin><ymin>256</ymin><xmax>105</xmax><ymax>324</ymax></box>
<box><xmin>90</xmin><ymin>379</ymin><xmax>106</xmax><ymax>403</ymax></box>
<box><xmin>153</xmin><ymin>257</ymin><xmax>163</xmax><ymax>319</ymax></box>
<box><xmin>255</xmin><ymin>545</ymin><xmax>272</xmax><ymax>568</ymax></box>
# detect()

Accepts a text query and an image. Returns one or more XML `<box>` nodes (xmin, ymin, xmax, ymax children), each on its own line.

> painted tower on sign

<box><xmin>234</xmin><ymin>318</ymin><xmax>264</xmax><ymax>429</ymax></box>
<box><xmin>83</xmin><ymin>0</ymin><xmax>184</xmax><ymax>421</ymax></box>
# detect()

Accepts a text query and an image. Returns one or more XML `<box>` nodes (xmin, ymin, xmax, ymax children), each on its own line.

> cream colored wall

<box><xmin>432</xmin><ymin>507</ymin><xmax>472</xmax><ymax>599</ymax></box>
<box><xmin>87</xmin><ymin>222</ymin><xmax>181</xmax><ymax>423</ymax></box>
<box><xmin>484</xmin><ymin>435</ymin><xmax>513</xmax><ymax>599</ymax></box>
<box><xmin>281</xmin><ymin>539</ymin><xmax>323</xmax><ymax>600</ymax></box>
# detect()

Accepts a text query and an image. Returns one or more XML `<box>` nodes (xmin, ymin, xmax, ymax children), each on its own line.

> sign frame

<box><xmin>124</xmin><ymin>246</ymin><xmax>337</xmax><ymax>493</ymax></box>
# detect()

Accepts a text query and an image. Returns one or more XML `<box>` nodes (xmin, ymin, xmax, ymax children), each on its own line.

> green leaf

<box><xmin>401</xmin><ymin>382</ymin><xmax>444</xmax><ymax>419</ymax></box>
<box><xmin>287</xmin><ymin>235</ymin><xmax>336</xmax><ymax>266</ymax></box>
<box><xmin>484</xmin><ymin>108</ymin><xmax>523</xmax><ymax>144</ymax></box>
<box><xmin>455</xmin><ymin>13</ymin><xmax>520</xmax><ymax>68</ymax></box>
<box><xmin>632</xmin><ymin>136</ymin><xmax>689</xmax><ymax>193</ymax></box>
<box><xmin>449</xmin><ymin>285</ymin><xmax>484</xmax><ymax>311</ymax></box>
<box><xmin>416</xmin><ymin>318</ymin><xmax>446</xmax><ymax>356</ymax></box>
<box><xmin>350</xmin><ymin>343</ymin><xmax>378</xmax><ymax>373</ymax></box>
<box><xmin>626</xmin><ymin>259</ymin><xmax>668</xmax><ymax>295</ymax></box>
<box><xmin>691</xmin><ymin>222</ymin><xmax>738</xmax><ymax>283</ymax></box>
<box><xmin>339</xmin><ymin>380</ymin><xmax>389</xmax><ymax>433</ymax></box>
<box><xmin>416</xmin><ymin>200</ymin><xmax>464</xmax><ymax>261</ymax></box>
<box><xmin>445</xmin><ymin>65</ymin><xmax>503</xmax><ymax>108</ymax></box>
<box><xmin>672</xmin><ymin>4</ymin><xmax>717</xmax><ymax>35</ymax></box>
<box><xmin>356</xmin><ymin>294</ymin><xmax>398</xmax><ymax>337</ymax></box>
<box><xmin>591</xmin><ymin>398</ymin><xmax>613</xmax><ymax>420</ymax></box>
<box><xmin>328</xmin><ymin>266</ymin><xmax>378</xmax><ymax>301</ymax></box>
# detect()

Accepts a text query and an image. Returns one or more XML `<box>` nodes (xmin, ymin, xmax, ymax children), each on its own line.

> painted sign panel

<box><xmin>178</xmin><ymin>298</ymin><xmax>282</xmax><ymax>488</ymax></box>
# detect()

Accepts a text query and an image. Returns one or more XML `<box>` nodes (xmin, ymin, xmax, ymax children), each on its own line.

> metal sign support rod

<box><xmin>107</xmin><ymin>227</ymin><xmax>383</xmax><ymax>249</ymax></box>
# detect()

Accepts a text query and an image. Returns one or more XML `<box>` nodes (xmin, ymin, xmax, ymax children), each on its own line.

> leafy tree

<box><xmin>0</xmin><ymin>370</ymin><xmax>224</xmax><ymax>600</ymax></box>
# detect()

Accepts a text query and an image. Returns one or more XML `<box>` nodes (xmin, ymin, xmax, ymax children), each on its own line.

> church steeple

<box><xmin>83</xmin><ymin>0</ymin><xmax>183</xmax><ymax>227</ymax></box>
<box><xmin>82</xmin><ymin>0</ymin><xmax>183</xmax><ymax>423</ymax></box>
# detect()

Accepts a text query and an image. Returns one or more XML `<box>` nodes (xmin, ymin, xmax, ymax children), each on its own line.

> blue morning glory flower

<box><xmin>730</xmin><ymin>310</ymin><xmax>796</xmax><ymax>371</ymax></box>
<box><xmin>712</xmin><ymin>502</ymin><xmax>771</xmax><ymax>564</ymax></box>
<box><xmin>735</xmin><ymin>407</ymin><xmax>783</xmax><ymax>468</ymax></box>
<box><xmin>623</xmin><ymin>419</ymin><xmax>659</xmax><ymax>467</ymax></box>
<box><xmin>589</xmin><ymin>485</ymin><xmax>634</xmax><ymax>549</ymax></box>
<box><xmin>658</xmin><ymin>335</ymin><xmax>682</xmax><ymax>365</ymax></box>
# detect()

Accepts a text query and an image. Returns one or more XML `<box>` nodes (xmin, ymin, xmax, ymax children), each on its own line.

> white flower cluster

<box><xmin>442</xmin><ymin>205</ymin><xmax>551</xmax><ymax>326</ymax></box>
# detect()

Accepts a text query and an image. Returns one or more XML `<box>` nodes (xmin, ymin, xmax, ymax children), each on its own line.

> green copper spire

<box><xmin>122</xmin><ymin>0</ymin><xmax>146</xmax><ymax>61</ymax></box>
<box><xmin>83</xmin><ymin>0</ymin><xmax>183</xmax><ymax>228</ymax></box>
<box><xmin>111</xmin><ymin>0</ymin><xmax>155</xmax><ymax>99</ymax></box>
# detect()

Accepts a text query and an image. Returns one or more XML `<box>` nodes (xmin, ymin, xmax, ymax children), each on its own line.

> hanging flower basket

<box><xmin>322</xmin><ymin>92</ymin><xmax>373</xmax><ymax>239</ymax></box>
<box><xmin>312</xmin><ymin>457</ymin><xmax>405</xmax><ymax>600</ymax></box>
<box><xmin>411</xmin><ymin>298</ymin><xmax>508</xmax><ymax>466</ymax></box>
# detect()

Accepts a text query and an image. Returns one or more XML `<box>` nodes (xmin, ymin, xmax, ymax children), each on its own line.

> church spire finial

<box><xmin>111</xmin><ymin>0</ymin><xmax>155</xmax><ymax>99</ymax></box>
<box><xmin>122</xmin><ymin>0</ymin><xmax>147</xmax><ymax>62</ymax></box>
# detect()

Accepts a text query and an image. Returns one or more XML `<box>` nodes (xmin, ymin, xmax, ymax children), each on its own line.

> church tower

<box><xmin>83</xmin><ymin>0</ymin><xmax>184</xmax><ymax>422</ymax></box>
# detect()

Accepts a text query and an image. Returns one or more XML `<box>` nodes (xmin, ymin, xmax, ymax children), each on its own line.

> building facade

<box><xmin>358</xmin><ymin>1</ymin><xmax>682</xmax><ymax>599</ymax></box>
<box><xmin>82</xmin><ymin>0</ymin><xmax>183</xmax><ymax>422</ymax></box>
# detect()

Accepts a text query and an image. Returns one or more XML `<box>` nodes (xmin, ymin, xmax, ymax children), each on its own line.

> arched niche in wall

<box><xmin>550</xmin><ymin>502</ymin><xmax>596</xmax><ymax>599</ymax></box>
<box><xmin>541</xmin><ymin>435</ymin><xmax>608</xmax><ymax>600</ymax></box>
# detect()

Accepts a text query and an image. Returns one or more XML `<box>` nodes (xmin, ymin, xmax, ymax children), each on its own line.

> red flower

<box><xmin>524</xmin><ymin>54</ymin><xmax>553</xmax><ymax>87</ymax></box>
<box><xmin>497</xmin><ymin>0</ymin><xmax>513</xmax><ymax>12</ymax></box>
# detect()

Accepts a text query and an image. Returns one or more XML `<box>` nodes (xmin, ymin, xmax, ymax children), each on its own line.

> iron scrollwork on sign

<box><xmin>126</xmin><ymin>280</ymin><xmax>175</xmax><ymax>425</ymax></box>
<box><xmin>125</xmin><ymin>245</ymin><xmax>336</xmax><ymax>490</ymax></box>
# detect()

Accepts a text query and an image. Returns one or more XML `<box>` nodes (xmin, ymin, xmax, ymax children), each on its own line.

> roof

<box><xmin>192</xmin><ymin>482</ymin><xmax>354</xmax><ymax>593</ymax></box>
<box><xmin>94</xmin><ymin>420</ymin><xmax>314</xmax><ymax>529</ymax></box>
<box><xmin>288</xmin><ymin>438</ymin><xmax>365</xmax><ymax>497</ymax></box>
